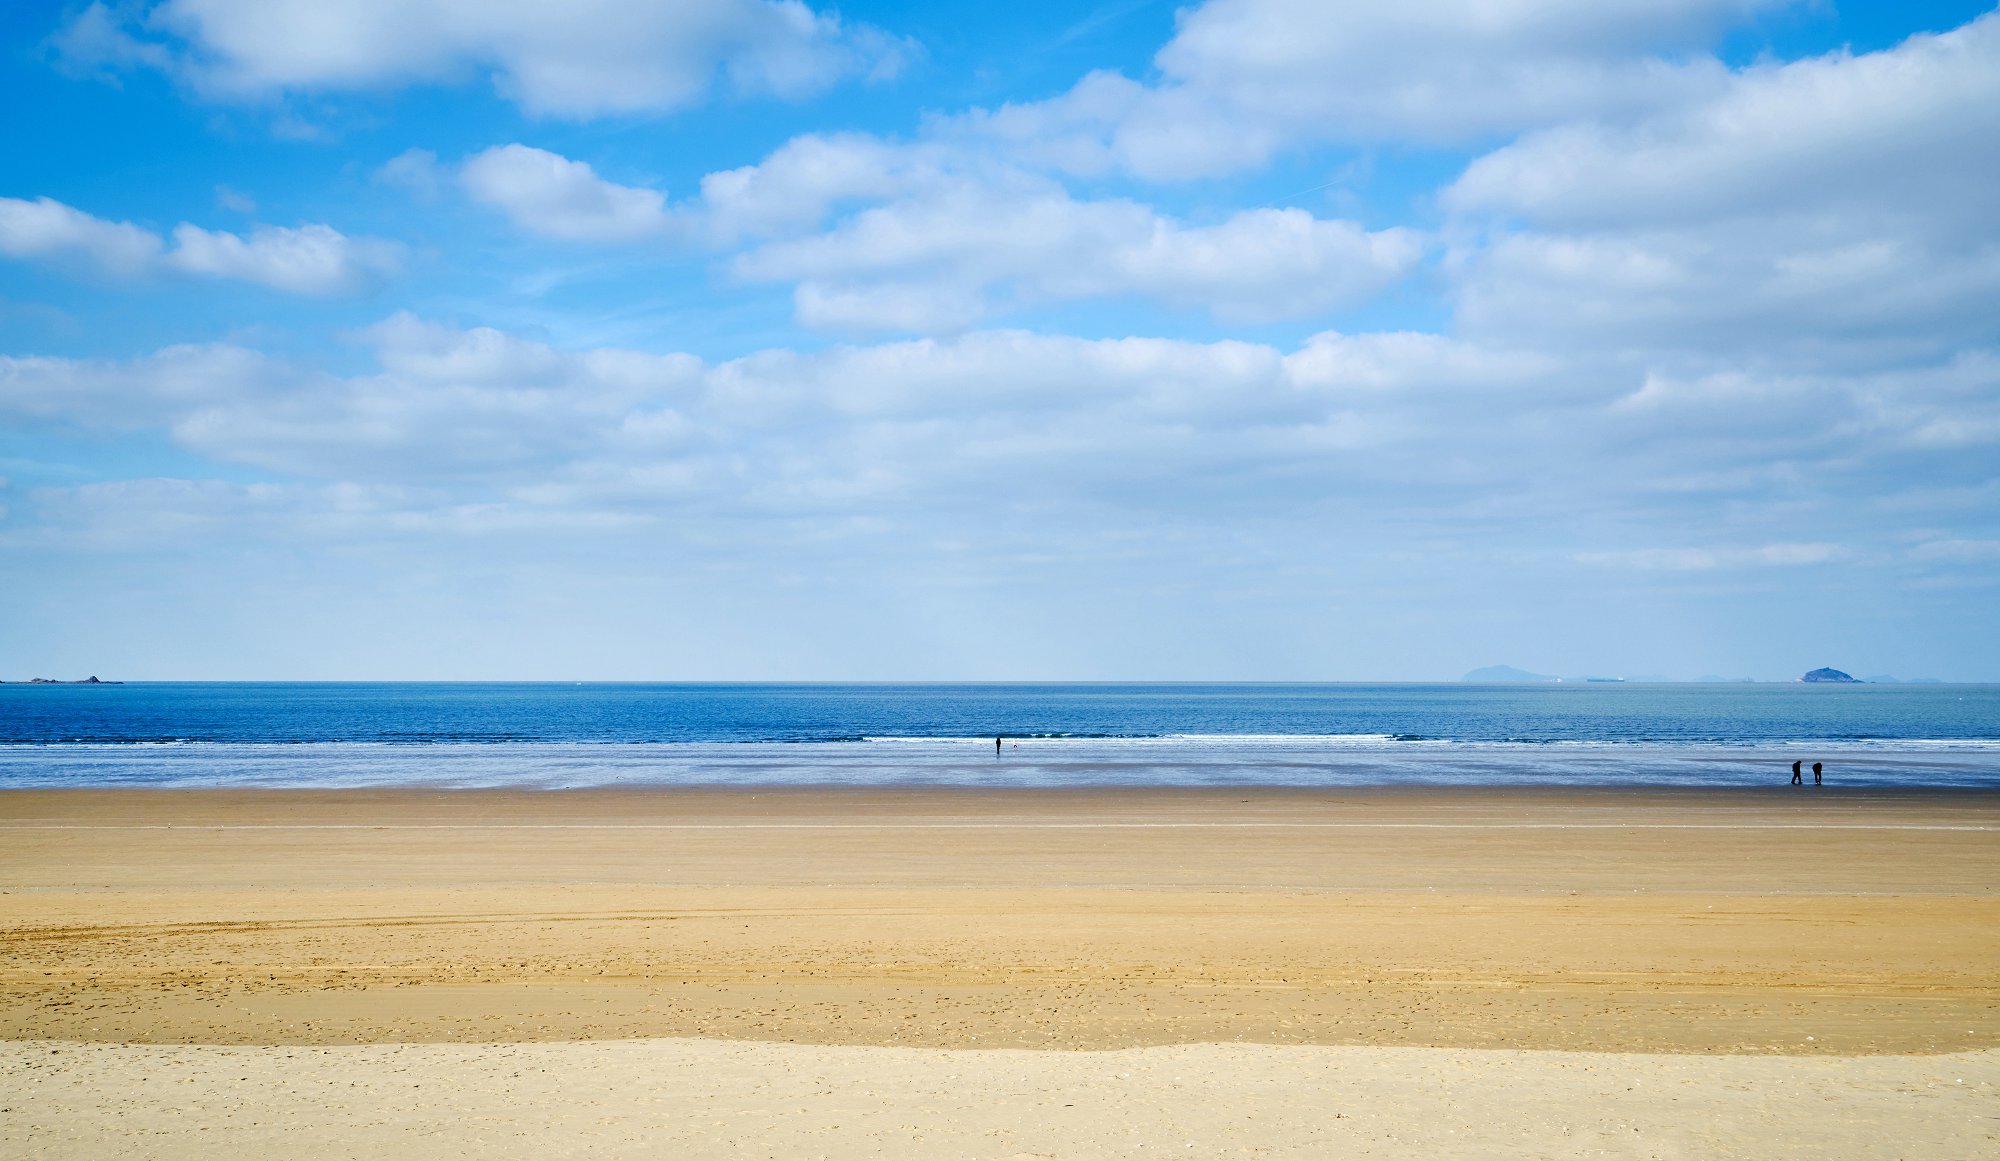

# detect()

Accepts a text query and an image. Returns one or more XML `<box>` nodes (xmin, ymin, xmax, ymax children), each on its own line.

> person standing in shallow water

<box><xmin>996</xmin><ymin>735</ymin><xmax>1002</xmax><ymax>755</ymax></box>
<box><xmin>1813</xmin><ymin>761</ymin><xmax>1823</xmax><ymax>786</ymax></box>
<box><xmin>1792</xmin><ymin>760</ymin><xmax>1803</xmax><ymax>786</ymax></box>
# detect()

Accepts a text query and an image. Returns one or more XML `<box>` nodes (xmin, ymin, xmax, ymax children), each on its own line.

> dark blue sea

<box><xmin>1</xmin><ymin>682</ymin><xmax>1996</xmax><ymax>789</ymax></box>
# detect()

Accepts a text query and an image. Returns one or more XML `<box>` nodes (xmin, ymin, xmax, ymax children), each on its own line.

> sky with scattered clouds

<box><xmin>2</xmin><ymin>0</ymin><xmax>1996</xmax><ymax>680</ymax></box>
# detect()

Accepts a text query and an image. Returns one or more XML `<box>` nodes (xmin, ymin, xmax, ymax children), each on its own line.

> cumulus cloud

<box><xmin>738</xmin><ymin>184</ymin><xmax>1424</xmax><ymax>330</ymax></box>
<box><xmin>0</xmin><ymin>196</ymin><xmax>399</xmax><ymax>294</ymax></box>
<box><xmin>695</xmin><ymin>133</ymin><xmax>945</xmax><ymax>243</ymax></box>
<box><xmin>460</xmin><ymin>145</ymin><xmax>673</xmax><ymax>241</ymax></box>
<box><xmin>448</xmin><ymin>134</ymin><xmax>939</xmax><ymax>249</ymax></box>
<box><xmin>1446</xmin><ymin>13</ymin><xmax>2000</xmax><ymax>230</ymax></box>
<box><xmin>167</xmin><ymin>222</ymin><xmax>402</xmax><ymax>294</ymax></box>
<box><xmin>0</xmin><ymin>196</ymin><xmax>162</xmax><ymax>277</ymax></box>
<box><xmin>396</xmin><ymin>5</ymin><xmax>1995</xmax><ymax>347</ymax></box>
<box><xmin>955</xmin><ymin>0</ymin><xmax>1789</xmax><ymax>179</ymax></box>
<box><xmin>1444</xmin><ymin>14</ymin><xmax>2000</xmax><ymax>364</ymax></box>
<box><xmin>55</xmin><ymin>0</ymin><xmax>909</xmax><ymax>117</ymax></box>
<box><xmin>434</xmin><ymin>140</ymin><xmax>1420</xmax><ymax>328</ymax></box>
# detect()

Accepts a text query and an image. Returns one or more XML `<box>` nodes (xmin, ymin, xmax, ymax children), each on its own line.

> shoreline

<box><xmin>8</xmin><ymin>782</ymin><xmax>1998</xmax><ymax>836</ymax></box>
<box><xmin>9</xmin><ymin>739</ymin><xmax>1999</xmax><ymax>793</ymax></box>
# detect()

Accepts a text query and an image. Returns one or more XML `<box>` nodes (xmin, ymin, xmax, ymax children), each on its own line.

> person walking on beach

<box><xmin>1813</xmin><ymin>761</ymin><xmax>1823</xmax><ymax>786</ymax></box>
<box><xmin>1791</xmin><ymin>760</ymin><xmax>1803</xmax><ymax>786</ymax></box>
<box><xmin>996</xmin><ymin>735</ymin><xmax>1003</xmax><ymax>755</ymax></box>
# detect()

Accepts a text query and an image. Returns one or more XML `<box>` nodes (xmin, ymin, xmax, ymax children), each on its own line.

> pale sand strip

<box><xmin>6</xmin><ymin>1039</ymin><xmax>1995</xmax><ymax>1160</ymax></box>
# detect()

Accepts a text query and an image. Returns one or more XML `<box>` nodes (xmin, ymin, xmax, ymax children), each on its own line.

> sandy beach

<box><xmin>5</xmin><ymin>786</ymin><xmax>1997</xmax><ymax>1156</ymax></box>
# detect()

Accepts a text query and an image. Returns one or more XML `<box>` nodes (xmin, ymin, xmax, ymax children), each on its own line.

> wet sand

<box><xmin>4</xmin><ymin>786</ymin><xmax>1997</xmax><ymax>1156</ymax></box>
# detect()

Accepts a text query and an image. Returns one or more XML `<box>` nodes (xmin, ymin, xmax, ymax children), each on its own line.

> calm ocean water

<box><xmin>1</xmin><ymin>682</ymin><xmax>1996</xmax><ymax>789</ymax></box>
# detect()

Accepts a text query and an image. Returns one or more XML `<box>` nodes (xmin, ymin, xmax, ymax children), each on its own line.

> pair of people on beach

<box><xmin>1791</xmin><ymin>760</ymin><xmax>1822</xmax><ymax>786</ymax></box>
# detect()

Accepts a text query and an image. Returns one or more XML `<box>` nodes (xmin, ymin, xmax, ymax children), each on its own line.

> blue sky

<box><xmin>2</xmin><ymin>0</ymin><xmax>1997</xmax><ymax>680</ymax></box>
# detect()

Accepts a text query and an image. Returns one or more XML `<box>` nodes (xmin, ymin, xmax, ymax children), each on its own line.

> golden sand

<box><xmin>4</xmin><ymin>786</ymin><xmax>1995</xmax><ymax>1054</ymax></box>
<box><xmin>6</xmin><ymin>786</ymin><xmax>1998</xmax><ymax>1158</ymax></box>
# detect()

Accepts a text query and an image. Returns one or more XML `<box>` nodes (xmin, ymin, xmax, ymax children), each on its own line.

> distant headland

<box><xmin>0</xmin><ymin>676</ymin><xmax>122</xmax><ymax>685</ymax></box>
<box><xmin>1461</xmin><ymin>665</ymin><xmax>1562</xmax><ymax>683</ymax></box>
<box><xmin>1464</xmin><ymin>665</ymin><xmax>1939</xmax><ymax>684</ymax></box>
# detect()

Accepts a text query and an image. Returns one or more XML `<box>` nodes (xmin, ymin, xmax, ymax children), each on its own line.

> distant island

<box><xmin>1800</xmin><ymin>667</ymin><xmax>1858</xmax><ymax>683</ymax></box>
<box><xmin>1462</xmin><ymin>665</ymin><xmax>1561</xmax><ymax>683</ymax></box>
<box><xmin>0</xmin><ymin>676</ymin><xmax>122</xmax><ymax>685</ymax></box>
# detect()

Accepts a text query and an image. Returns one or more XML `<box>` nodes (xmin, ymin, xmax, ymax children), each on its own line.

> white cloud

<box><xmin>1575</xmin><ymin>543</ymin><xmax>1846</xmax><ymax>571</ymax></box>
<box><xmin>166</xmin><ymin>222</ymin><xmax>401</xmax><ymax>294</ymax></box>
<box><xmin>0</xmin><ymin>317</ymin><xmax>1515</xmax><ymax>502</ymax></box>
<box><xmin>199</xmin><ymin>314</ymin><xmax>701</xmax><ymax>480</ymax></box>
<box><xmin>45</xmin><ymin>1</ymin><xmax>173</xmax><ymax>78</ymax></box>
<box><xmin>437</xmin><ymin>140</ymin><xmax>1421</xmax><ymax>327</ymax></box>
<box><xmin>0</xmin><ymin>342</ymin><xmax>283</xmax><ymax>430</ymax></box>
<box><xmin>1113</xmin><ymin>210</ymin><xmax>1424</xmax><ymax>322</ymax></box>
<box><xmin>956</xmin><ymin>0</ymin><xmax>1788</xmax><ymax>179</ymax></box>
<box><xmin>736</xmin><ymin>179</ymin><xmax>1423</xmax><ymax>331</ymax></box>
<box><xmin>460</xmin><ymin>145</ymin><xmax>673</xmax><ymax>242</ymax></box>
<box><xmin>373</xmin><ymin>148</ymin><xmax>447</xmax><ymax>201</ymax></box>
<box><xmin>5</xmin><ymin>315</ymin><xmax>1985</xmax><ymax>531</ymax></box>
<box><xmin>450</xmin><ymin>136</ymin><xmax>921</xmax><ymax>247</ymax></box>
<box><xmin>788</xmin><ymin>281</ymin><xmax>987</xmax><ymax>336</ymax></box>
<box><xmin>1453</xmin><ymin>223</ymin><xmax>2000</xmax><ymax>367</ymax></box>
<box><xmin>1446</xmin><ymin>13</ymin><xmax>2000</xmax><ymax>230</ymax></box>
<box><xmin>0</xmin><ymin>196</ymin><xmax>399</xmax><ymax>294</ymax></box>
<box><xmin>1444</xmin><ymin>14</ymin><xmax>2000</xmax><ymax>364</ymax></box>
<box><xmin>695</xmin><ymin>133</ymin><xmax>943</xmax><ymax>243</ymax></box>
<box><xmin>0</xmin><ymin>196</ymin><xmax>163</xmax><ymax>277</ymax></box>
<box><xmin>18</xmin><ymin>477</ymin><xmax>658</xmax><ymax>549</ymax></box>
<box><xmin>57</xmin><ymin>0</ymin><xmax>908</xmax><ymax>118</ymax></box>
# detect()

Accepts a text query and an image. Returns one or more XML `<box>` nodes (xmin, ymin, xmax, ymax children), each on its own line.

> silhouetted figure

<box><xmin>1813</xmin><ymin>761</ymin><xmax>1823</xmax><ymax>786</ymax></box>
<box><xmin>1791</xmin><ymin>760</ymin><xmax>1803</xmax><ymax>786</ymax></box>
<box><xmin>996</xmin><ymin>735</ymin><xmax>1003</xmax><ymax>755</ymax></box>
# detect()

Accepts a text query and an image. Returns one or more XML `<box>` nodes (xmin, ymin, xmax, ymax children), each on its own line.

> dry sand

<box><xmin>8</xmin><ymin>1039</ymin><xmax>1996</xmax><ymax>1160</ymax></box>
<box><xmin>4</xmin><ymin>785</ymin><xmax>1997</xmax><ymax>1157</ymax></box>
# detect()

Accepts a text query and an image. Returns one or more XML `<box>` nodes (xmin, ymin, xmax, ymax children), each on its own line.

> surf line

<box><xmin>1</xmin><ymin>822</ymin><xmax>1994</xmax><ymax>832</ymax></box>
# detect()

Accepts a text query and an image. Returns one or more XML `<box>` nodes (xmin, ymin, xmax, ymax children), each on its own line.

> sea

<box><xmin>1</xmin><ymin>681</ymin><xmax>1997</xmax><ymax>790</ymax></box>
